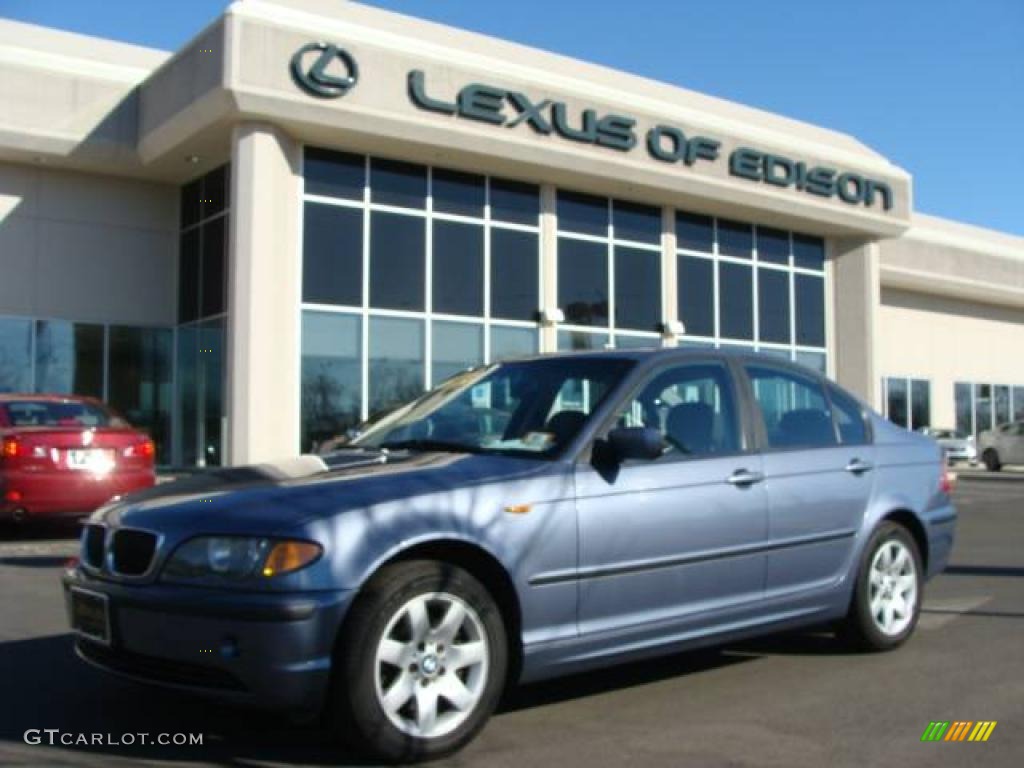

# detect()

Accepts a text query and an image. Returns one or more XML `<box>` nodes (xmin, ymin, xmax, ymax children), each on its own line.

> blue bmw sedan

<box><xmin>63</xmin><ymin>349</ymin><xmax>956</xmax><ymax>761</ymax></box>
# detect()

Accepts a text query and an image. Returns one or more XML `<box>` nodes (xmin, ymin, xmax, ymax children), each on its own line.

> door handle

<box><xmin>845</xmin><ymin>458</ymin><xmax>874</xmax><ymax>474</ymax></box>
<box><xmin>727</xmin><ymin>469</ymin><xmax>764</xmax><ymax>486</ymax></box>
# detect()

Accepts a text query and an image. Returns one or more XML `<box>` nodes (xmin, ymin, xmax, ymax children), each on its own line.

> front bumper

<box><xmin>62</xmin><ymin>567</ymin><xmax>354</xmax><ymax>713</ymax></box>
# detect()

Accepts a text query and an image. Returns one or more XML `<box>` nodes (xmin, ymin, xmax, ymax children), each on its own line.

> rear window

<box><xmin>2</xmin><ymin>401</ymin><xmax>117</xmax><ymax>428</ymax></box>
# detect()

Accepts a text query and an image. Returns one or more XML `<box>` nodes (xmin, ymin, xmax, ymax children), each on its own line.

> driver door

<box><xmin>574</xmin><ymin>359</ymin><xmax>768</xmax><ymax>640</ymax></box>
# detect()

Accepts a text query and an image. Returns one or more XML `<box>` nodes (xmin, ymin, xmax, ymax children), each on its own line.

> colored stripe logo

<box><xmin>921</xmin><ymin>721</ymin><xmax>997</xmax><ymax>742</ymax></box>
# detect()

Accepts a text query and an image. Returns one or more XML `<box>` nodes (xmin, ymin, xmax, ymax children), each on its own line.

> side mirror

<box><xmin>606</xmin><ymin>426</ymin><xmax>665</xmax><ymax>462</ymax></box>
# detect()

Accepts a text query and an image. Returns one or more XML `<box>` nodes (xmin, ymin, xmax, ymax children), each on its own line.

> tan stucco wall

<box><xmin>878</xmin><ymin>288</ymin><xmax>1024</xmax><ymax>427</ymax></box>
<box><xmin>0</xmin><ymin>162</ymin><xmax>178</xmax><ymax>326</ymax></box>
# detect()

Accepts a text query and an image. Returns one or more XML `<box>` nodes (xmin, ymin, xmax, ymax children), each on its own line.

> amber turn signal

<box><xmin>261</xmin><ymin>540</ymin><xmax>322</xmax><ymax>577</ymax></box>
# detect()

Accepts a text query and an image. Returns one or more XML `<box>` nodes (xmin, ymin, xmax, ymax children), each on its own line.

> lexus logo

<box><xmin>290</xmin><ymin>42</ymin><xmax>359</xmax><ymax>98</ymax></box>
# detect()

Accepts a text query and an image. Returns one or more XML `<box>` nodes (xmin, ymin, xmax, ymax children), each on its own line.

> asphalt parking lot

<box><xmin>0</xmin><ymin>477</ymin><xmax>1021</xmax><ymax>767</ymax></box>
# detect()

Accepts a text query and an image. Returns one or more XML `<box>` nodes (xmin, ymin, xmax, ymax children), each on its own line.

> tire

<box><xmin>982</xmin><ymin>449</ymin><xmax>1002</xmax><ymax>472</ymax></box>
<box><xmin>328</xmin><ymin>560</ymin><xmax>508</xmax><ymax>762</ymax></box>
<box><xmin>840</xmin><ymin>522</ymin><xmax>923</xmax><ymax>652</ymax></box>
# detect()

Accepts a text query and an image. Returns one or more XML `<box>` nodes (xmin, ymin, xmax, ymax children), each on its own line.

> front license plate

<box><xmin>71</xmin><ymin>588</ymin><xmax>111</xmax><ymax>645</ymax></box>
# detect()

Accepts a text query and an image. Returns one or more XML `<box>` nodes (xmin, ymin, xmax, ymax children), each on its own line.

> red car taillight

<box><xmin>2</xmin><ymin>437</ymin><xmax>20</xmax><ymax>460</ymax></box>
<box><xmin>123</xmin><ymin>439</ymin><xmax>155</xmax><ymax>461</ymax></box>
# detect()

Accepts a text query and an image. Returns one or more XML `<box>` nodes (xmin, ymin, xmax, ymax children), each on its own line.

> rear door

<box><xmin>742</xmin><ymin>364</ymin><xmax>875</xmax><ymax>597</ymax></box>
<box><xmin>575</xmin><ymin>359</ymin><xmax>768</xmax><ymax>638</ymax></box>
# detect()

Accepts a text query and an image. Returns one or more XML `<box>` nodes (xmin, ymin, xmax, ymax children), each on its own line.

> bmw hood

<box><xmin>95</xmin><ymin>450</ymin><xmax>552</xmax><ymax>536</ymax></box>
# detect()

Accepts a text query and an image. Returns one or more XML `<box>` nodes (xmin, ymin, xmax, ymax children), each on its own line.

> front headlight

<box><xmin>162</xmin><ymin>536</ymin><xmax>322</xmax><ymax>582</ymax></box>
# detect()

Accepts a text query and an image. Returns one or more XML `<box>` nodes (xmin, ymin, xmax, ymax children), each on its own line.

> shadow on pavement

<box><xmin>0</xmin><ymin>556</ymin><xmax>73</xmax><ymax>568</ymax></box>
<box><xmin>0</xmin><ymin>519</ymin><xmax>82</xmax><ymax>543</ymax></box>
<box><xmin>944</xmin><ymin>564</ymin><xmax>1024</xmax><ymax>578</ymax></box>
<box><xmin>0</xmin><ymin>627</ymin><xmax>850</xmax><ymax>765</ymax></box>
<box><xmin>0</xmin><ymin>634</ymin><xmax>358</xmax><ymax>766</ymax></box>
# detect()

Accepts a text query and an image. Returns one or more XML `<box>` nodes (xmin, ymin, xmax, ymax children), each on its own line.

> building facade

<box><xmin>1</xmin><ymin>0</ymin><xmax>1021</xmax><ymax>466</ymax></box>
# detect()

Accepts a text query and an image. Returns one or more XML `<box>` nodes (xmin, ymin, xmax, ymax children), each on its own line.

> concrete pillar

<box><xmin>225</xmin><ymin>123</ymin><xmax>302</xmax><ymax>464</ymax></box>
<box><xmin>831</xmin><ymin>237</ymin><xmax>881</xmax><ymax>407</ymax></box>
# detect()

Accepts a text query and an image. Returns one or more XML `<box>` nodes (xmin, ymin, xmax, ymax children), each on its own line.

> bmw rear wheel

<box><xmin>842</xmin><ymin>523</ymin><xmax>923</xmax><ymax>651</ymax></box>
<box><xmin>329</xmin><ymin>560</ymin><xmax>507</xmax><ymax>762</ymax></box>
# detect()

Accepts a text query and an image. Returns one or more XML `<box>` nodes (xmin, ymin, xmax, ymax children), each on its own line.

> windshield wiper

<box><xmin>378</xmin><ymin>439</ymin><xmax>481</xmax><ymax>454</ymax></box>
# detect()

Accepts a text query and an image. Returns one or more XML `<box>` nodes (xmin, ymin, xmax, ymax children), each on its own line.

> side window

<box><xmin>615</xmin><ymin>363</ymin><xmax>740</xmax><ymax>458</ymax></box>
<box><xmin>747</xmin><ymin>366</ymin><xmax>837</xmax><ymax>449</ymax></box>
<box><xmin>829</xmin><ymin>384</ymin><xmax>869</xmax><ymax>445</ymax></box>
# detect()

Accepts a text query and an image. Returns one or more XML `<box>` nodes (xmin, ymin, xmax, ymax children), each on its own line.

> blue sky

<box><xmin>3</xmin><ymin>0</ymin><xmax>1022</xmax><ymax>235</ymax></box>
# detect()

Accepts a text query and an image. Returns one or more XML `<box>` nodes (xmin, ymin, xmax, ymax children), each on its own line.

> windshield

<box><xmin>350</xmin><ymin>357</ymin><xmax>635</xmax><ymax>458</ymax></box>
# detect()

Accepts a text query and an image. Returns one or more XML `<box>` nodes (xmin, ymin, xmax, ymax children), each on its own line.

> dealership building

<box><xmin>1</xmin><ymin>0</ymin><xmax>1022</xmax><ymax>466</ymax></box>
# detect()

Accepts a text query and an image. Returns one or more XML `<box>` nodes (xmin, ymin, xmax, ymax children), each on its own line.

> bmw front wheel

<box><xmin>842</xmin><ymin>523</ymin><xmax>923</xmax><ymax>651</ymax></box>
<box><xmin>329</xmin><ymin>560</ymin><xmax>507</xmax><ymax>762</ymax></box>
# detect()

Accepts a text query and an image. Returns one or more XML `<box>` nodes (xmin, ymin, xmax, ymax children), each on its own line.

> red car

<box><xmin>0</xmin><ymin>395</ymin><xmax>156</xmax><ymax>523</ymax></box>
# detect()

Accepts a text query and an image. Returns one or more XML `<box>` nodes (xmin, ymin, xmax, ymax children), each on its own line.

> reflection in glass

<box><xmin>614</xmin><ymin>246</ymin><xmax>660</xmax><ymax>331</ymax></box>
<box><xmin>793</xmin><ymin>234</ymin><xmax>826</xmax><ymax>270</ymax></box>
<box><xmin>758</xmin><ymin>269</ymin><xmax>791</xmax><ymax>344</ymax></box>
<box><xmin>886</xmin><ymin>378</ymin><xmax>908</xmax><ymax>428</ymax></box>
<box><xmin>0</xmin><ymin>318</ymin><xmax>32</xmax><ymax>393</ymax></box>
<box><xmin>180</xmin><ymin>179</ymin><xmax>201</xmax><ymax>230</ymax></box>
<box><xmin>370</xmin><ymin>158</ymin><xmax>427</xmax><ymax>209</ymax></box>
<box><xmin>558</xmin><ymin>238</ymin><xmax>608</xmax><ymax>327</ymax></box>
<box><xmin>795</xmin><ymin>350</ymin><xmax>827</xmax><ymax>375</ymax></box>
<box><xmin>719</xmin><ymin>262</ymin><xmax>753</xmax><ymax>340</ymax></box>
<box><xmin>108</xmin><ymin>327</ymin><xmax>172</xmax><ymax>462</ymax></box>
<box><xmin>557</xmin><ymin>330</ymin><xmax>609</xmax><ymax>351</ymax></box>
<box><xmin>201</xmin><ymin>165</ymin><xmax>228</xmax><ymax>219</ymax></box>
<box><xmin>201</xmin><ymin>216</ymin><xmax>226</xmax><ymax>317</ymax></box>
<box><xmin>370</xmin><ymin>212</ymin><xmax>425</xmax><ymax>311</ymax></box>
<box><xmin>614</xmin><ymin>334</ymin><xmax>660</xmax><ymax>349</ymax></box>
<box><xmin>432</xmin><ymin>321</ymin><xmax>483</xmax><ymax>386</ymax></box>
<box><xmin>432</xmin><ymin>168</ymin><xmax>485</xmax><ymax>218</ymax></box>
<box><xmin>176</xmin><ymin>325</ymin><xmax>197</xmax><ymax>466</ymax></box>
<box><xmin>975</xmin><ymin>383</ymin><xmax>992</xmax><ymax>435</ymax></box>
<box><xmin>795</xmin><ymin>274</ymin><xmax>826</xmax><ymax>348</ymax></box>
<box><xmin>178</xmin><ymin>229</ymin><xmax>200</xmax><ymax>323</ymax></box>
<box><xmin>432</xmin><ymin>220</ymin><xmax>484</xmax><ymax>317</ymax></box>
<box><xmin>677</xmin><ymin>255</ymin><xmax>714</xmax><ymax>337</ymax></box>
<box><xmin>301</xmin><ymin>312</ymin><xmax>362</xmax><ymax>452</ymax></box>
<box><xmin>675</xmin><ymin>211</ymin><xmax>714</xmax><ymax>253</ymax></box>
<box><xmin>612</xmin><ymin>200</ymin><xmax>661</xmax><ymax>244</ymax></box>
<box><xmin>557</xmin><ymin>190</ymin><xmax>608</xmax><ymax>237</ymax></box>
<box><xmin>911</xmin><ymin>379</ymin><xmax>931</xmax><ymax>430</ymax></box>
<box><xmin>490</xmin><ymin>229</ymin><xmax>538</xmax><ymax>322</ymax></box>
<box><xmin>1014</xmin><ymin>387</ymin><xmax>1024</xmax><ymax>422</ymax></box>
<box><xmin>756</xmin><ymin>227</ymin><xmax>790</xmax><ymax>264</ymax></box>
<box><xmin>369</xmin><ymin>316</ymin><xmax>424</xmax><ymax>417</ymax></box>
<box><xmin>489</xmin><ymin>179</ymin><xmax>539</xmax><ymax>225</ymax></box>
<box><xmin>176</xmin><ymin>319</ymin><xmax>225</xmax><ymax>467</ymax></box>
<box><xmin>305</xmin><ymin>148</ymin><xmax>365</xmax><ymax>200</ymax></box>
<box><xmin>490</xmin><ymin>326</ymin><xmax>537</xmax><ymax>361</ymax></box>
<box><xmin>34</xmin><ymin>320</ymin><xmax>104</xmax><ymax>398</ymax></box>
<box><xmin>994</xmin><ymin>385</ymin><xmax>1011</xmax><ymax>426</ymax></box>
<box><xmin>717</xmin><ymin>219</ymin><xmax>753</xmax><ymax>258</ymax></box>
<box><xmin>302</xmin><ymin>203</ymin><xmax>363</xmax><ymax>307</ymax></box>
<box><xmin>955</xmin><ymin>382</ymin><xmax>973</xmax><ymax>436</ymax></box>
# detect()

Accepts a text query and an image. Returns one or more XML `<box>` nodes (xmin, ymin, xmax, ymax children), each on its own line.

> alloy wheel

<box><xmin>373</xmin><ymin>592</ymin><xmax>489</xmax><ymax>740</ymax></box>
<box><xmin>867</xmin><ymin>539</ymin><xmax>918</xmax><ymax>637</ymax></box>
